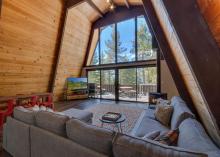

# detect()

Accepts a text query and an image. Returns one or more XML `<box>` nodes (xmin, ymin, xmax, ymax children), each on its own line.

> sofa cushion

<box><xmin>66</xmin><ymin>119</ymin><xmax>115</xmax><ymax>156</ymax></box>
<box><xmin>5</xmin><ymin>117</ymin><xmax>31</xmax><ymax>157</ymax></box>
<box><xmin>156</xmin><ymin>98</ymin><xmax>170</xmax><ymax>105</ymax></box>
<box><xmin>35</xmin><ymin>111</ymin><xmax>69</xmax><ymax>137</ymax></box>
<box><xmin>113</xmin><ymin>134</ymin><xmax>207</xmax><ymax>157</ymax></box>
<box><xmin>155</xmin><ymin>104</ymin><xmax>173</xmax><ymax>126</ymax></box>
<box><xmin>30</xmin><ymin>126</ymin><xmax>107</xmax><ymax>157</ymax></box>
<box><xmin>62</xmin><ymin>108</ymin><xmax>93</xmax><ymax>123</ymax></box>
<box><xmin>178</xmin><ymin>118</ymin><xmax>219</xmax><ymax>154</ymax></box>
<box><xmin>13</xmin><ymin>106</ymin><xmax>36</xmax><ymax>125</ymax></box>
<box><xmin>170</xmin><ymin>96</ymin><xmax>195</xmax><ymax>129</ymax></box>
<box><xmin>131</xmin><ymin>111</ymin><xmax>169</xmax><ymax>137</ymax></box>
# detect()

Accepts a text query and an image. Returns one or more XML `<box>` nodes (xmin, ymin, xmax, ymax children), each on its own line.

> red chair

<box><xmin>40</xmin><ymin>94</ymin><xmax>54</xmax><ymax>109</ymax></box>
<box><xmin>23</xmin><ymin>96</ymin><xmax>39</xmax><ymax>108</ymax></box>
<box><xmin>0</xmin><ymin>99</ymin><xmax>15</xmax><ymax>129</ymax></box>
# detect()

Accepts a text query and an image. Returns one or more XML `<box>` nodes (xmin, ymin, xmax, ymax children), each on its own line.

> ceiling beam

<box><xmin>93</xmin><ymin>6</ymin><xmax>145</xmax><ymax>29</ymax></box>
<box><xmin>0</xmin><ymin>0</ymin><xmax>2</xmax><ymax>17</ymax></box>
<box><xmin>124</xmin><ymin>0</ymin><xmax>130</xmax><ymax>9</ymax></box>
<box><xmin>51</xmin><ymin>2</ymin><xmax>68</xmax><ymax>92</ymax></box>
<box><xmin>66</xmin><ymin>0</ymin><xmax>85</xmax><ymax>9</ymax></box>
<box><xmin>141</xmin><ymin>0</ymin><xmax>196</xmax><ymax>112</ymax></box>
<box><xmin>85</xmin><ymin>0</ymin><xmax>103</xmax><ymax>18</ymax></box>
<box><xmin>161</xmin><ymin>0</ymin><xmax>220</xmax><ymax>128</ymax></box>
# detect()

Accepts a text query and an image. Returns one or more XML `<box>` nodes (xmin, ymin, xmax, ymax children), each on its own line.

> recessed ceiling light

<box><xmin>106</xmin><ymin>0</ymin><xmax>111</xmax><ymax>3</ymax></box>
<box><xmin>110</xmin><ymin>4</ymin><xmax>115</xmax><ymax>10</ymax></box>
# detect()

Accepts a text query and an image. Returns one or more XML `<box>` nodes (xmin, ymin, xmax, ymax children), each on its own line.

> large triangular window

<box><xmin>88</xmin><ymin>15</ymin><xmax>157</xmax><ymax>66</ymax></box>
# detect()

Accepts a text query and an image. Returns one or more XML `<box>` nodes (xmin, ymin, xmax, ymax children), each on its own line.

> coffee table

<box><xmin>99</xmin><ymin>114</ymin><xmax>126</xmax><ymax>133</ymax></box>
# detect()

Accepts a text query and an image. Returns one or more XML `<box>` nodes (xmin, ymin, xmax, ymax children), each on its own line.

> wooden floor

<box><xmin>0</xmin><ymin>99</ymin><xmax>148</xmax><ymax>156</ymax></box>
<box><xmin>55</xmin><ymin>98</ymin><xmax>148</xmax><ymax>111</ymax></box>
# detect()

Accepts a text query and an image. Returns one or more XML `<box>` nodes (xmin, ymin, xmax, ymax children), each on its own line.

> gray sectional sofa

<box><xmin>3</xmin><ymin>96</ymin><xmax>220</xmax><ymax>157</ymax></box>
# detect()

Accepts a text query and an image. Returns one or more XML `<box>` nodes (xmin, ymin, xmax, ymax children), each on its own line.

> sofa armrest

<box><xmin>113</xmin><ymin>133</ymin><xmax>208</xmax><ymax>157</ymax></box>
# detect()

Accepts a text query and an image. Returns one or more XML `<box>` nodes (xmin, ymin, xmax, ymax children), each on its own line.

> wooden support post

<box><xmin>86</xmin><ymin>0</ymin><xmax>103</xmax><ymax>18</ymax></box>
<box><xmin>51</xmin><ymin>0</ymin><xmax>85</xmax><ymax>92</ymax></box>
<box><xmin>161</xmin><ymin>0</ymin><xmax>220</xmax><ymax>127</ymax></box>
<box><xmin>141</xmin><ymin>0</ymin><xmax>195</xmax><ymax>112</ymax></box>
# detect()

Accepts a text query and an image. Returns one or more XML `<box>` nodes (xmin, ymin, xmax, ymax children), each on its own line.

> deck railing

<box><xmin>98</xmin><ymin>84</ymin><xmax>157</xmax><ymax>95</ymax></box>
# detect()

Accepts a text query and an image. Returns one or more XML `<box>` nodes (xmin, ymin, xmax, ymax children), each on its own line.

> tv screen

<box><xmin>66</xmin><ymin>78</ymin><xmax>88</xmax><ymax>100</ymax></box>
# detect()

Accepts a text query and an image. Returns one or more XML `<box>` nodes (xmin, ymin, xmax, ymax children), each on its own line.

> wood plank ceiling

<box><xmin>197</xmin><ymin>0</ymin><xmax>220</xmax><ymax>47</ymax></box>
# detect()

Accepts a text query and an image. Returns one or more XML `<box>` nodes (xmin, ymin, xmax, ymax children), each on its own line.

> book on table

<box><xmin>102</xmin><ymin>112</ymin><xmax>122</xmax><ymax>121</ymax></box>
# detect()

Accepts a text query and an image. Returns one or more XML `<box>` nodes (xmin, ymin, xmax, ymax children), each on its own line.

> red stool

<box><xmin>40</xmin><ymin>94</ymin><xmax>54</xmax><ymax>109</ymax></box>
<box><xmin>23</xmin><ymin>96</ymin><xmax>39</xmax><ymax>108</ymax></box>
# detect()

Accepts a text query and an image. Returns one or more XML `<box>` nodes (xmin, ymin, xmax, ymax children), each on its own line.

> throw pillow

<box><xmin>40</xmin><ymin>106</ymin><xmax>47</xmax><ymax>111</ymax></box>
<box><xmin>46</xmin><ymin>107</ymin><xmax>54</xmax><ymax>112</ymax></box>
<box><xmin>156</xmin><ymin>98</ymin><xmax>170</xmax><ymax>105</ymax></box>
<box><xmin>142</xmin><ymin>131</ymin><xmax>161</xmax><ymax>140</ymax></box>
<box><xmin>155</xmin><ymin>129</ymin><xmax>179</xmax><ymax>146</ymax></box>
<box><xmin>31</xmin><ymin>105</ymin><xmax>40</xmax><ymax>111</ymax></box>
<box><xmin>154</xmin><ymin>104</ymin><xmax>173</xmax><ymax>126</ymax></box>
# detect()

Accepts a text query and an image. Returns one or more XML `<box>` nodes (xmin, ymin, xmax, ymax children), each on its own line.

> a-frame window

<box><xmin>87</xmin><ymin>13</ymin><xmax>159</xmax><ymax>102</ymax></box>
<box><xmin>89</xmin><ymin>15</ymin><xmax>157</xmax><ymax>66</ymax></box>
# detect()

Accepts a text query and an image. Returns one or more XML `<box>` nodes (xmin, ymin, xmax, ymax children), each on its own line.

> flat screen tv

<box><xmin>66</xmin><ymin>78</ymin><xmax>88</xmax><ymax>100</ymax></box>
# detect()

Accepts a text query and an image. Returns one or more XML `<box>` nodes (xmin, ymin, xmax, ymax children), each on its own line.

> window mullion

<box><xmin>115</xmin><ymin>23</ymin><xmax>118</xmax><ymax>64</ymax></box>
<box><xmin>135</xmin><ymin>17</ymin><xmax>138</xmax><ymax>61</ymax></box>
<box><xmin>98</xmin><ymin>28</ymin><xmax>101</xmax><ymax>65</ymax></box>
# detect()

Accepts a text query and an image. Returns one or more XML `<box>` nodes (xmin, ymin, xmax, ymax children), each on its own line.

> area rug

<box><xmin>86</xmin><ymin>104</ymin><xmax>144</xmax><ymax>134</ymax></box>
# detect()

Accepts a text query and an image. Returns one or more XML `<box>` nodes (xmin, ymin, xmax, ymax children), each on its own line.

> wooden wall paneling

<box><xmin>50</xmin><ymin>2</ymin><xmax>68</xmax><ymax>92</ymax></box>
<box><xmin>74</xmin><ymin>2</ymin><xmax>100</xmax><ymax>22</ymax></box>
<box><xmin>197</xmin><ymin>0</ymin><xmax>220</xmax><ymax>46</ymax></box>
<box><xmin>0</xmin><ymin>0</ymin><xmax>2</xmax><ymax>16</ymax></box>
<box><xmin>83</xmin><ymin>28</ymin><xmax>98</xmax><ymax>67</ymax></box>
<box><xmin>85</xmin><ymin>0</ymin><xmax>103</xmax><ymax>18</ymax></box>
<box><xmin>0</xmin><ymin>0</ymin><xmax>63</xmax><ymax>96</ymax></box>
<box><xmin>115</xmin><ymin>0</ymin><xmax>142</xmax><ymax>5</ymax></box>
<box><xmin>150</xmin><ymin>0</ymin><xmax>220</xmax><ymax>146</ymax></box>
<box><xmin>92</xmin><ymin>0</ymin><xmax>109</xmax><ymax>13</ymax></box>
<box><xmin>53</xmin><ymin>4</ymin><xmax>92</xmax><ymax>101</ymax></box>
<box><xmin>67</xmin><ymin>0</ymin><xmax>85</xmax><ymax>9</ymax></box>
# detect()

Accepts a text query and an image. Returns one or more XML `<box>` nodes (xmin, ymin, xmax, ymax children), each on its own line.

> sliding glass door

<box><xmin>137</xmin><ymin>67</ymin><xmax>157</xmax><ymax>102</ymax></box>
<box><xmin>87</xmin><ymin>66</ymin><xmax>157</xmax><ymax>102</ymax></box>
<box><xmin>101</xmin><ymin>70</ymin><xmax>115</xmax><ymax>100</ymax></box>
<box><xmin>119</xmin><ymin>68</ymin><xmax>137</xmax><ymax>101</ymax></box>
<box><xmin>88</xmin><ymin>70</ymin><xmax>101</xmax><ymax>98</ymax></box>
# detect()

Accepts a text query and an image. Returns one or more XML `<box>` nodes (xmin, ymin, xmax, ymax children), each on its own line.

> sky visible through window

<box><xmin>90</xmin><ymin>15</ymin><xmax>155</xmax><ymax>65</ymax></box>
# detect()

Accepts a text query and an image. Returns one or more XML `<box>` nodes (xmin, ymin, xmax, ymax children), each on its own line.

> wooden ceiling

<box><xmin>69</xmin><ymin>0</ymin><xmax>142</xmax><ymax>22</ymax></box>
<box><xmin>197</xmin><ymin>0</ymin><xmax>220</xmax><ymax>47</ymax></box>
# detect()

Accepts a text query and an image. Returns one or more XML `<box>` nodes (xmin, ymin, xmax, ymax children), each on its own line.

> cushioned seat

<box><xmin>170</xmin><ymin>96</ymin><xmax>195</xmax><ymax>129</ymax></box>
<box><xmin>113</xmin><ymin>134</ymin><xmax>207</xmax><ymax>157</ymax></box>
<box><xmin>62</xmin><ymin>108</ymin><xmax>93</xmax><ymax>123</ymax></box>
<box><xmin>66</xmin><ymin>119</ymin><xmax>115</xmax><ymax>156</ymax></box>
<box><xmin>130</xmin><ymin>110</ymin><xmax>169</xmax><ymax>137</ymax></box>
<box><xmin>35</xmin><ymin>111</ymin><xmax>69</xmax><ymax>137</ymax></box>
<box><xmin>13</xmin><ymin>106</ymin><xmax>36</xmax><ymax>125</ymax></box>
<box><xmin>178</xmin><ymin>118</ymin><xmax>220</xmax><ymax>156</ymax></box>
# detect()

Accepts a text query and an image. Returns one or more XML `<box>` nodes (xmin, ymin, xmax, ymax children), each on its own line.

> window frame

<box><xmin>89</xmin><ymin>15</ymin><xmax>158</xmax><ymax>66</ymax></box>
<box><xmin>85</xmin><ymin>13</ymin><xmax>161</xmax><ymax>102</ymax></box>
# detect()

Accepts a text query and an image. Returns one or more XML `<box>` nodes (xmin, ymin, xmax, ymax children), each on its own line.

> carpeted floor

<box><xmin>86</xmin><ymin>103</ymin><xmax>144</xmax><ymax>134</ymax></box>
